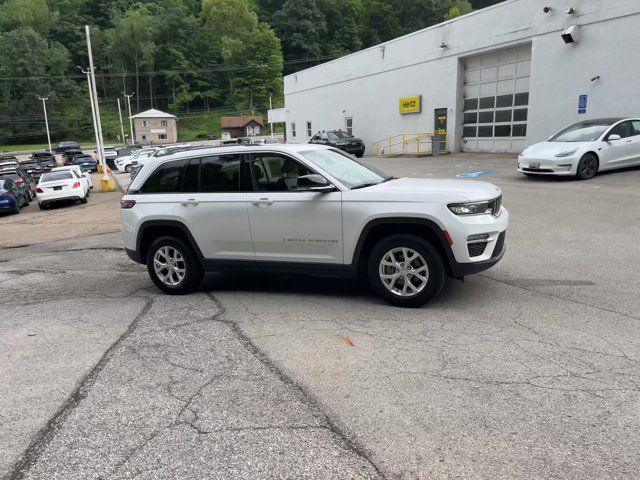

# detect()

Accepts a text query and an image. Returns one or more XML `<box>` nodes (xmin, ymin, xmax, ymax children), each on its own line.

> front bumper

<box><xmin>517</xmin><ymin>156</ymin><xmax>578</xmax><ymax>176</ymax></box>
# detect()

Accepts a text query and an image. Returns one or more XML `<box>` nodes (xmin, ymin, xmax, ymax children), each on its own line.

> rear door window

<box><xmin>140</xmin><ymin>159</ymin><xmax>188</xmax><ymax>193</ymax></box>
<box><xmin>200</xmin><ymin>154</ymin><xmax>243</xmax><ymax>192</ymax></box>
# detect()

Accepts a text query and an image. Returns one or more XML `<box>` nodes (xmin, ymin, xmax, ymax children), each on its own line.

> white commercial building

<box><xmin>279</xmin><ymin>0</ymin><xmax>640</xmax><ymax>154</ymax></box>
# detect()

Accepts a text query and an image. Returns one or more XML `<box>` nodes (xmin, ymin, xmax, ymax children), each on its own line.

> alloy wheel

<box><xmin>153</xmin><ymin>246</ymin><xmax>186</xmax><ymax>286</ymax></box>
<box><xmin>378</xmin><ymin>247</ymin><xmax>430</xmax><ymax>297</ymax></box>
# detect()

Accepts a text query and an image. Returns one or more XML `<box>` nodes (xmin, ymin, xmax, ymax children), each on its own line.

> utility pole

<box><xmin>38</xmin><ymin>96</ymin><xmax>52</xmax><ymax>153</ymax></box>
<box><xmin>79</xmin><ymin>67</ymin><xmax>100</xmax><ymax>163</ymax></box>
<box><xmin>117</xmin><ymin>98</ymin><xmax>126</xmax><ymax>145</ymax></box>
<box><xmin>124</xmin><ymin>93</ymin><xmax>134</xmax><ymax>145</ymax></box>
<box><xmin>85</xmin><ymin>25</ymin><xmax>114</xmax><ymax>190</ymax></box>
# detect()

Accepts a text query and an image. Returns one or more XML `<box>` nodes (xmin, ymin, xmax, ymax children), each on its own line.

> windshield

<box><xmin>41</xmin><ymin>172</ymin><xmax>72</xmax><ymax>182</ymax></box>
<box><xmin>300</xmin><ymin>149</ymin><xmax>390</xmax><ymax>189</ymax></box>
<box><xmin>550</xmin><ymin>122</ymin><xmax>613</xmax><ymax>142</ymax></box>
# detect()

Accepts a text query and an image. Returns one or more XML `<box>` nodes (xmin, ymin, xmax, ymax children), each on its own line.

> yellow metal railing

<box><xmin>374</xmin><ymin>132</ymin><xmax>445</xmax><ymax>157</ymax></box>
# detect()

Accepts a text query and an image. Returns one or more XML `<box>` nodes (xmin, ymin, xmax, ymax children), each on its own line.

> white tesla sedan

<box><xmin>35</xmin><ymin>170</ymin><xmax>87</xmax><ymax>209</ymax></box>
<box><xmin>518</xmin><ymin>117</ymin><xmax>640</xmax><ymax>179</ymax></box>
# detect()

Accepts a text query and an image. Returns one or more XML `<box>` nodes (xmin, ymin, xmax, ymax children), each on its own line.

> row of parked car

<box><xmin>0</xmin><ymin>150</ymin><xmax>94</xmax><ymax>214</ymax></box>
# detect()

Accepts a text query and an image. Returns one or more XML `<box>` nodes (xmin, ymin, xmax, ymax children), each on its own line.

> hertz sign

<box><xmin>399</xmin><ymin>95</ymin><xmax>422</xmax><ymax>114</ymax></box>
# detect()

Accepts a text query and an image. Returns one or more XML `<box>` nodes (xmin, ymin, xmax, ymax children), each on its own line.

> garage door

<box><xmin>461</xmin><ymin>45</ymin><xmax>531</xmax><ymax>153</ymax></box>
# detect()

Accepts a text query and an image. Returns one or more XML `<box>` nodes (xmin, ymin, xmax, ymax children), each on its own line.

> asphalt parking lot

<box><xmin>1</xmin><ymin>153</ymin><xmax>640</xmax><ymax>479</ymax></box>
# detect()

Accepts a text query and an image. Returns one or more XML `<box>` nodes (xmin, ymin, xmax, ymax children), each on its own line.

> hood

<box><xmin>362</xmin><ymin>177</ymin><xmax>501</xmax><ymax>202</ymax></box>
<box><xmin>521</xmin><ymin>142</ymin><xmax>582</xmax><ymax>157</ymax></box>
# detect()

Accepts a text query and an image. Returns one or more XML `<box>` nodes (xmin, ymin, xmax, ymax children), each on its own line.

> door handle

<box><xmin>251</xmin><ymin>198</ymin><xmax>274</xmax><ymax>206</ymax></box>
<box><xmin>181</xmin><ymin>199</ymin><xmax>199</xmax><ymax>207</ymax></box>
<box><xmin>625</xmin><ymin>139</ymin><xmax>632</xmax><ymax>143</ymax></box>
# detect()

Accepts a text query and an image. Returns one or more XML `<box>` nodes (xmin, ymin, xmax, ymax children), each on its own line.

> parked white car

<box><xmin>518</xmin><ymin>117</ymin><xmax>640</xmax><ymax>179</ymax></box>
<box><xmin>36</xmin><ymin>170</ymin><xmax>87</xmax><ymax>209</ymax></box>
<box><xmin>120</xmin><ymin>144</ymin><xmax>508</xmax><ymax>307</ymax></box>
<box><xmin>116</xmin><ymin>148</ymin><xmax>157</xmax><ymax>173</ymax></box>
<box><xmin>51</xmin><ymin>165</ymin><xmax>93</xmax><ymax>195</ymax></box>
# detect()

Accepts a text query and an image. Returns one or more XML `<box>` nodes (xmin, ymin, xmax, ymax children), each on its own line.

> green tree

<box><xmin>271</xmin><ymin>0</ymin><xmax>326</xmax><ymax>72</ymax></box>
<box><xmin>444</xmin><ymin>0</ymin><xmax>473</xmax><ymax>20</ymax></box>
<box><xmin>0</xmin><ymin>28</ymin><xmax>80</xmax><ymax>144</ymax></box>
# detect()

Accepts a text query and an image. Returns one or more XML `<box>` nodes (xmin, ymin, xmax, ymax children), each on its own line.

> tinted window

<box><xmin>251</xmin><ymin>154</ymin><xmax>313</xmax><ymax>192</ymax></box>
<box><xmin>632</xmin><ymin>120</ymin><xmax>640</xmax><ymax>136</ymax></box>
<box><xmin>496</xmin><ymin>94</ymin><xmax>513</xmax><ymax>108</ymax></box>
<box><xmin>495</xmin><ymin>110</ymin><xmax>512</xmax><ymax>123</ymax></box>
<box><xmin>182</xmin><ymin>158</ymin><xmax>200</xmax><ymax>193</ymax></box>
<box><xmin>463</xmin><ymin>98</ymin><xmax>478</xmax><ymax>111</ymax></box>
<box><xmin>479</xmin><ymin>97</ymin><xmax>495</xmax><ymax>109</ymax></box>
<box><xmin>494</xmin><ymin>125</ymin><xmax>511</xmax><ymax>137</ymax></box>
<box><xmin>478</xmin><ymin>126</ymin><xmax>493</xmax><ymax>137</ymax></box>
<box><xmin>608</xmin><ymin>121</ymin><xmax>633</xmax><ymax>139</ymax></box>
<box><xmin>41</xmin><ymin>172</ymin><xmax>73</xmax><ymax>182</ymax></box>
<box><xmin>141</xmin><ymin>159</ymin><xmax>187</xmax><ymax>193</ymax></box>
<box><xmin>201</xmin><ymin>155</ymin><xmax>241</xmax><ymax>193</ymax></box>
<box><xmin>463</xmin><ymin>126</ymin><xmax>477</xmax><ymax>138</ymax></box>
<box><xmin>478</xmin><ymin>111</ymin><xmax>494</xmax><ymax>123</ymax></box>
<box><xmin>512</xmin><ymin>124</ymin><xmax>527</xmax><ymax>137</ymax></box>
<box><xmin>514</xmin><ymin>92</ymin><xmax>529</xmax><ymax>106</ymax></box>
<box><xmin>513</xmin><ymin>108</ymin><xmax>528</xmax><ymax>122</ymax></box>
<box><xmin>463</xmin><ymin>112</ymin><xmax>477</xmax><ymax>124</ymax></box>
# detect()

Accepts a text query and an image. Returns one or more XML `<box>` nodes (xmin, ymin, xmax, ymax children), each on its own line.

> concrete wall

<box><xmin>283</xmin><ymin>0</ymin><xmax>640</xmax><ymax>153</ymax></box>
<box><xmin>134</xmin><ymin>118</ymin><xmax>177</xmax><ymax>145</ymax></box>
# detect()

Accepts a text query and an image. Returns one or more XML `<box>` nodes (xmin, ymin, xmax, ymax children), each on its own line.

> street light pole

<box><xmin>124</xmin><ymin>93</ymin><xmax>134</xmax><ymax>145</ymax></box>
<box><xmin>117</xmin><ymin>98</ymin><xmax>126</xmax><ymax>145</ymax></box>
<box><xmin>38</xmin><ymin>96</ymin><xmax>52</xmax><ymax>153</ymax></box>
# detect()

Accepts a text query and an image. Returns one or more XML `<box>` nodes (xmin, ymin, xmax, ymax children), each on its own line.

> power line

<box><xmin>0</xmin><ymin>55</ymin><xmax>339</xmax><ymax>82</ymax></box>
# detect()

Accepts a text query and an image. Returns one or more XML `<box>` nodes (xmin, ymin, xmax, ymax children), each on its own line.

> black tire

<box><xmin>125</xmin><ymin>164</ymin><xmax>132</xmax><ymax>173</ymax></box>
<box><xmin>367</xmin><ymin>234</ymin><xmax>445</xmax><ymax>308</ymax></box>
<box><xmin>576</xmin><ymin>153</ymin><xmax>598</xmax><ymax>180</ymax></box>
<box><xmin>146</xmin><ymin>236</ymin><xmax>203</xmax><ymax>295</ymax></box>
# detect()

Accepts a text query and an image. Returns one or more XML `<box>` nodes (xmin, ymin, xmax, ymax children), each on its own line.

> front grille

<box><xmin>489</xmin><ymin>195</ymin><xmax>502</xmax><ymax>216</ymax></box>
<box><xmin>468</xmin><ymin>242</ymin><xmax>487</xmax><ymax>257</ymax></box>
<box><xmin>523</xmin><ymin>167</ymin><xmax>554</xmax><ymax>173</ymax></box>
<box><xmin>492</xmin><ymin>231</ymin><xmax>506</xmax><ymax>258</ymax></box>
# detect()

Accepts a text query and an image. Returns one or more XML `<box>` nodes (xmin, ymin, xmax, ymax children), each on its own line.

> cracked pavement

<box><xmin>1</xmin><ymin>154</ymin><xmax>640</xmax><ymax>479</ymax></box>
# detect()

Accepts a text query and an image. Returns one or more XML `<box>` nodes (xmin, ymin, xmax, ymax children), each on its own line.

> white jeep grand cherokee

<box><xmin>120</xmin><ymin>144</ymin><xmax>508</xmax><ymax>307</ymax></box>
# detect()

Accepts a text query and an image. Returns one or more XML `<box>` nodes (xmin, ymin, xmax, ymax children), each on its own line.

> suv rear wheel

<box><xmin>367</xmin><ymin>234</ymin><xmax>445</xmax><ymax>307</ymax></box>
<box><xmin>146</xmin><ymin>236</ymin><xmax>203</xmax><ymax>294</ymax></box>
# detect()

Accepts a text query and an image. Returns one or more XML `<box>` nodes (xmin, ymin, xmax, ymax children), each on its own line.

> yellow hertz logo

<box><xmin>400</xmin><ymin>96</ymin><xmax>421</xmax><ymax>114</ymax></box>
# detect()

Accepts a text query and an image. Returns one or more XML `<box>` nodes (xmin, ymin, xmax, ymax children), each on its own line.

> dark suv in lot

<box><xmin>309</xmin><ymin>130</ymin><xmax>365</xmax><ymax>157</ymax></box>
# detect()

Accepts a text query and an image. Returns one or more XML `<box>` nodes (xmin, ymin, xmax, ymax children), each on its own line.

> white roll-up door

<box><xmin>461</xmin><ymin>44</ymin><xmax>531</xmax><ymax>153</ymax></box>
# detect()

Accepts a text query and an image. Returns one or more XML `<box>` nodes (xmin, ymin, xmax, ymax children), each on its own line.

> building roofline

<box><xmin>284</xmin><ymin>0</ymin><xmax>517</xmax><ymax>79</ymax></box>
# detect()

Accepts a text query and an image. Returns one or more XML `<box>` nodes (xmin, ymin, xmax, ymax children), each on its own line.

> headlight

<box><xmin>448</xmin><ymin>201</ymin><xmax>493</xmax><ymax>215</ymax></box>
<box><xmin>555</xmin><ymin>147</ymin><xmax>579</xmax><ymax>158</ymax></box>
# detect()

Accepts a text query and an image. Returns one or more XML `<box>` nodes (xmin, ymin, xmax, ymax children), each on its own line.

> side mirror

<box><xmin>607</xmin><ymin>134</ymin><xmax>621</xmax><ymax>142</ymax></box>
<box><xmin>297</xmin><ymin>174</ymin><xmax>335</xmax><ymax>192</ymax></box>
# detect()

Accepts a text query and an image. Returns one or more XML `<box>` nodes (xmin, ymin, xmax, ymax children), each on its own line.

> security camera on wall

<box><xmin>561</xmin><ymin>24</ymin><xmax>579</xmax><ymax>44</ymax></box>
<box><xmin>543</xmin><ymin>6</ymin><xmax>551</xmax><ymax>13</ymax></box>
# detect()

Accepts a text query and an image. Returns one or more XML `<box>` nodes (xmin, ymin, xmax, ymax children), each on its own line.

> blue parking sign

<box><xmin>579</xmin><ymin>94</ymin><xmax>588</xmax><ymax>109</ymax></box>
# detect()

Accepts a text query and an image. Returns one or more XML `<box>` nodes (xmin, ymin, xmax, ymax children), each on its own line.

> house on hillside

<box><xmin>132</xmin><ymin>109</ymin><xmax>177</xmax><ymax>145</ymax></box>
<box><xmin>221</xmin><ymin>115</ymin><xmax>263</xmax><ymax>138</ymax></box>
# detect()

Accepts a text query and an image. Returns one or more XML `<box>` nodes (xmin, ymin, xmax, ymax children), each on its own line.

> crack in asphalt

<box><xmin>4</xmin><ymin>252</ymin><xmax>386</xmax><ymax>479</ymax></box>
<box><xmin>202</xmin><ymin>292</ymin><xmax>389</xmax><ymax>480</ymax></box>
<box><xmin>6</xmin><ymin>297</ymin><xmax>154</xmax><ymax>480</ymax></box>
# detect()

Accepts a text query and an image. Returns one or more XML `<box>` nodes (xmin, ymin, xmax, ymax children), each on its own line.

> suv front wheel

<box><xmin>146</xmin><ymin>237</ymin><xmax>203</xmax><ymax>294</ymax></box>
<box><xmin>367</xmin><ymin>234</ymin><xmax>445</xmax><ymax>307</ymax></box>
